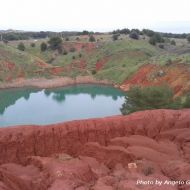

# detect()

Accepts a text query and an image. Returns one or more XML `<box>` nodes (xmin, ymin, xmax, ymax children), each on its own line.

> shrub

<box><xmin>120</xmin><ymin>85</ymin><xmax>181</xmax><ymax>115</ymax></box>
<box><xmin>65</xmin><ymin>37</ymin><xmax>69</xmax><ymax>41</ymax></box>
<box><xmin>40</xmin><ymin>42</ymin><xmax>47</xmax><ymax>52</ymax></box>
<box><xmin>183</xmin><ymin>96</ymin><xmax>190</xmax><ymax>108</ymax></box>
<box><xmin>149</xmin><ymin>33</ymin><xmax>164</xmax><ymax>45</ymax></box>
<box><xmin>72</xmin><ymin>55</ymin><xmax>75</xmax><ymax>59</ymax></box>
<box><xmin>89</xmin><ymin>35</ymin><xmax>96</xmax><ymax>42</ymax></box>
<box><xmin>112</xmin><ymin>34</ymin><xmax>120</xmax><ymax>41</ymax></box>
<box><xmin>149</xmin><ymin>37</ymin><xmax>156</xmax><ymax>45</ymax></box>
<box><xmin>187</xmin><ymin>35</ymin><xmax>190</xmax><ymax>43</ymax></box>
<box><xmin>79</xmin><ymin>53</ymin><xmax>82</xmax><ymax>58</ymax></box>
<box><xmin>30</xmin><ymin>43</ymin><xmax>35</xmax><ymax>47</ymax></box>
<box><xmin>159</xmin><ymin>44</ymin><xmax>164</xmax><ymax>49</ymax></box>
<box><xmin>171</xmin><ymin>40</ymin><xmax>176</xmax><ymax>45</ymax></box>
<box><xmin>70</xmin><ymin>47</ymin><xmax>76</xmax><ymax>52</ymax></box>
<box><xmin>63</xmin><ymin>50</ymin><xmax>68</xmax><ymax>55</ymax></box>
<box><xmin>91</xmin><ymin>70</ymin><xmax>97</xmax><ymax>75</ymax></box>
<box><xmin>17</xmin><ymin>42</ymin><xmax>25</xmax><ymax>51</ymax></box>
<box><xmin>48</xmin><ymin>37</ymin><xmax>62</xmax><ymax>50</ymax></box>
<box><xmin>129</xmin><ymin>31</ymin><xmax>139</xmax><ymax>40</ymax></box>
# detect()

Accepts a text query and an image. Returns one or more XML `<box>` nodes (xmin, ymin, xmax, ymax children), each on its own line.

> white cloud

<box><xmin>1</xmin><ymin>0</ymin><xmax>190</xmax><ymax>32</ymax></box>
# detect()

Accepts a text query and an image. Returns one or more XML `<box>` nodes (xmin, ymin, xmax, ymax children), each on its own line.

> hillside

<box><xmin>1</xmin><ymin>33</ymin><xmax>190</xmax><ymax>96</ymax></box>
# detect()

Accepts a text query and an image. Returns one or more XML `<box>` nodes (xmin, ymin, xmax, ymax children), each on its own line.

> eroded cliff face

<box><xmin>0</xmin><ymin>109</ymin><xmax>190</xmax><ymax>190</ymax></box>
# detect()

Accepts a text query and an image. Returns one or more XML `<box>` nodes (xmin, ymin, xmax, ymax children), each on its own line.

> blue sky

<box><xmin>1</xmin><ymin>0</ymin><xmax>190</xmax><ymax>33</ymax></box>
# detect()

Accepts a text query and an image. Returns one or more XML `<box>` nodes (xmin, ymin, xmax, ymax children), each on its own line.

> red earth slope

<box><xmin>0</xmin><ymin>109</ymin><xmax>190</xmax><ymax>189</ymax></box>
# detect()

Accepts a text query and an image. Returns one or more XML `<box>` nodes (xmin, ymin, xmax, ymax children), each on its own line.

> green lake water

<box><xmin>0</xmin><ymin>85</ymin><xmax>126</xmax><ymax>127</ymax></box>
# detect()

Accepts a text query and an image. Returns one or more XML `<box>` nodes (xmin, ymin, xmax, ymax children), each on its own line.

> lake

<box><xmin>0</xmin><ymin>85</ymin><xmax>126</xmax><ymax>127</ymax></box>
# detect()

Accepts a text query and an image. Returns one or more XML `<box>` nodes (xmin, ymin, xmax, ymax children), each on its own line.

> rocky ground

<box><xmin>0</xmin><ymin>109</ymin><xmax>190</xmax><ymax>190</ymax></box>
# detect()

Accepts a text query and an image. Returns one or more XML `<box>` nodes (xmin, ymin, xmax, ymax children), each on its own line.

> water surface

<box><xmin>0</xmin><ymin>85</ymin><xmax>125</xmax><ymax>127</ymax></box>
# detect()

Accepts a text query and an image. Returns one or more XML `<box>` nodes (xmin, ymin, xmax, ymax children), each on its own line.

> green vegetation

<box><xmin>17</xmin><ymin>42</ymin><xmax>25</xmax><ymax>51</ymax></box>
<box><xmin>120</xmin><ymin>85</ymin><xmax>186</xmax><ymax>115</ymax></box>
<box><xmin>171</xmin><ymin>40</ymin><xmax>176</xmax><ymax>45</ymax></box>
<box><xmin>48</xmin><ymin>37</ymin><xmax>62</xmax><ymax>51</ymax></box>
<box><xmin>187</xmin><ymin>35</ymin><xmax>190</xmax><ymax>43</ymax></box>
<box><xmin>129</xmin><ymin>31</ymin><xmax>139</xmax><ymax>40</ymax></box>
<box><xmin>89</xmin><ymin>35</ymin><xmax>96</xmax><ymax>42</ymax></box>
<box><xmin>40</xmin><ymin>42</ymin><xmax>47</xmax><ymax>52</ymax></box>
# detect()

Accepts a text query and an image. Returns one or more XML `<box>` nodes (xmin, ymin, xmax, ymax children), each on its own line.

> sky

<box><xmin>1</xmin><ymin>0</ymin><xmax>190</xmax><ymax>33</ymax></box>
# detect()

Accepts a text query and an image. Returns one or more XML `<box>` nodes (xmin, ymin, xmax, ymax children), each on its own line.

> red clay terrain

<box><xmin>0</xmin><ymin>109</ymin><xmax>190</xmax><ymax>190</ymax></box>
<box><xmin>120</xmin><ymin>63</ymin><xmax>190</xmax><ymax>97</ymax></box>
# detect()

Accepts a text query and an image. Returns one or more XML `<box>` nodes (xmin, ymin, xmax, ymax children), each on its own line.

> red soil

<box><xmin>96</xmin><ymin>57</ymin><xmax>110</xmax><ymax>71</ymax></box>
<box><xmin>120</xmin><ymin>64</ymin><xmax>190</xmax><ymax>96</ymax></box>
<box><xmin>0</xmin><ymin>109</ymin><xmax>190</xmax><ymax>190</ymax></box>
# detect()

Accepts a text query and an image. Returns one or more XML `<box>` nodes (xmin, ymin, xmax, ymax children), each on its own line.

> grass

<box><xmin>1</xmin><ymin>34</ymin><xmax>190</xmax><ymax>83</ymax></box>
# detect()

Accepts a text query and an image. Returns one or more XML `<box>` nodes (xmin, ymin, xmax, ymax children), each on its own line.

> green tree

<box><xmin>120</xmin><ymin>85</ymin><xmax>181</xmax><ymax>114</ymax></box>
<box><xmin>129</xmin><ymin>31</ymin><xmax>139</xmax><ymax>40</ymax></box>
<box><xmin>30</xmin><ymin>42</ymin><xmax>35</xmax><ymax>47</ymax></box>
<box><xmin>171</xmin><ymin>40</ymin><xmax>176</xmax><ymax>45</ymax></box>
<box><xmin>40</xmin><ymin>42</ymin><xmax>47</xmax><ymax>52</ymax></box>
<box><xmin>112</xmin><ymin>34</ymin><xmax>120</xmax><ymax>41</ymax></box>
<box><xmin>48</xmin><ymin>37</ymin><xmax>62</xmax><ymax>50</ymax></box>
<box><xmin>89</xmin><ymin>35</ymin><xmax>96</xmax><ymax>42</ymax></box>
<box><xmin>187</xmin><ymin>35</ymin><xmax>190</xmax><ymax>43</ymax></box>
<box><xmin>183</xmin><ymin>96</ymin><xmax>190</xmax><ymax>108</ymax></box>
<box><xmin>17</xmin><ymin>42</ymin><xmax>25</xmax><ymax>51</ymax></box>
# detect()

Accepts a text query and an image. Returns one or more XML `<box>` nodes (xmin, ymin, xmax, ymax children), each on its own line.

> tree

<box><xmin>89</xmin><ymin>35</ymin><xmax>96</xmax><ymax>42</ymax></box>
<box><xmin>171</xmin><ymin>40</ymin><xmax>176</xmax><ymax>45</ymax></box>
<box><xmin>187</xmin><ymin>35</ymin><xmax>190</xmax><ymax>43</ymax></box>
<box><xmin>112</xmin><ymin>34</ymin><xmax>120</xmax><ymax>41</ymax></box>
<box><xmin>17</xmin><ymin>42</ymin><xmax>25</xmax><ymax>51</ymax></box>
<box><xmin>149</xmin><ymin>37</ymin><xmax>156</xmax><ymax>45</ymax></box>
<box><xmin>40</xmin><ymin>42</ymin><xmax>47</xmax><ymax>52</ymax></box>
<box><xmin>30</xmin><ymin>42</ymin><xmax>35</xmax><ymax>47</ymax></box>
<box><xmin>48</xmin><ymin>37</ymin><xmax>62</xmax><ymax>50</ymax></box>
<box><xmin>120</xmin><ymin>85</ymin><xmax>181</xmax><ymax>115</ymax></box>
<box><xmin>129</xmin><ymin>31</ymin><xmax>139</xmax><ymax>40</ymax></box>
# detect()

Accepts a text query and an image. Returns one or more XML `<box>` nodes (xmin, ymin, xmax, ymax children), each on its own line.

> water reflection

<box><xmin>0</xmin><ymin>88</ymin><xmax>39</xmax><ymax>114</ymax></box>
<box><xmin>0</xmin><ymin>85</ymin><xmax>126</xmax><ymax>127</ymax></box>
<box><xmin>44</xmin><ymin>85</ymin><xmax>124</xmax><ymax>102</ymax></box>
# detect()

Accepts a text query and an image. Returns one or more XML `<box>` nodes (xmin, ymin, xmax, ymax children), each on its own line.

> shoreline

<box><xmin>0</xmin><ymin>76</ymin><xmax>121</xmax><ymax>90</ymax></box>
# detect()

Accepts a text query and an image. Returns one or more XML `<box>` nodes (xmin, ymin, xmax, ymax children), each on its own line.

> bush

<box><xmin>48</xmin><ymin>37</ymin><xmax>62</xmax><ymax>50</ymax></box>
<box><xmin>171</xmin><ymin>40</ymin><xmax>176</xmax><ymax>45</ymax></box>
<box><xmin>187</xmin><ymin>35</ymin><xmax>190</xmax><ymax>43</ymax></box>
<box><xmin>183</xmin><ymin>96</ymin><xmax>190</xmax><ymax>108</ymax></box>
<box><xmin>89</xmin><ymin>35</ymin><xmax>96</xmax><ymax>42</ymax></box>
<box><xmin>112</xmin><ymin>34</ymin><xmax>120</xmax><ymax>41</ymax></box>
<box><xmin>79</xmin><ymin>53</ymin><xmax>82</xmax><ymax>58</ymax></box>
<box><xmin>129</xmin><ymin>31</ymin><xmax>139</xmax><ymax>40</ymax></box>
<box><xmin>63</xmin><ymin>50</ymin><xmax>68</xmax><ymax>55</ymax></box>
<box><xmin>149</xmin><ymin>37</ymin><xmax>156</xmax><ymax>45</ymax></box>
<box><xmin>30</xmin><ymin>43</ymin><xmax>35</xmax><ymax>47</ymax></box>
<box><xmin>40</xmin><ymin>42</ymin><xmax>47</xmax><ymax>52</ymax></box>
<box><xmin>72</xmin><ymin>55</ymin><xmax>75</xmax><ymax>59</ymax></box>
<box><xmin>120</xmin><ymin>85</ymin><xmax>182</xmax><ymax>115</ymax></box>
<box><xmin>159</xmin><ymin>44</ymin><xmax>164</xmax><ymax>49</ymax></box>
<box><xmin>65</xmin><ymin>37</ymin><xmax>69</xmax><ymax>41</ymax></box>
<box><xmin>149</xmin><ymin>33</ymin><xmax>164</xmax><ymax>45</ymax></box>
<box><xmin>91</xmin><ymin>70</ymin><xmax>97</xmax><ymax>75</ymax></box>
<box><xmin>17</xmin><ymin>42</ymin><xmax>25</xmax><ymax>51</ymax></box>
<box><xmin>70</xmin><ymin>47</ymin><xmax>76</xmax><ymax>52</ymax></box>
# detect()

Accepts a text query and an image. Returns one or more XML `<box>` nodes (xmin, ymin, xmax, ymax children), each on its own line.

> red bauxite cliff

<box><xmin>0</xmin><ymin>109</ymin><xmax>190</xmax><ymax>190</ymax></box>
